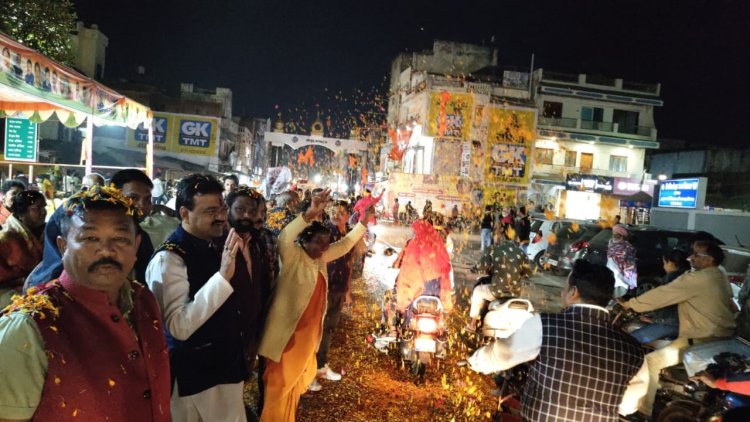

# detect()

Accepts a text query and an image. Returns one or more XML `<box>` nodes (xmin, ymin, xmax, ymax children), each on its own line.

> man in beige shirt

<box><xmin>620</xmin><ymin>240</ymin><xmax>736</xmax><ymax>416</ymax></box>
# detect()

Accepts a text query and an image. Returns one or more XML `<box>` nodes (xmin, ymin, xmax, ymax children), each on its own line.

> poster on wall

<box><xmin>657</xmin><ymin>178</ymin><xmax>707</xmax><ymax>209</ymax></box>
<box><xmin>485</xmin><ymin>108</ymin><xmax>536</xmax><ymax>185</ymax></box>
<box><xmin>427</xmin><ymin>91</ymin><xmax>473</xmax><ymax>140</ymax></box>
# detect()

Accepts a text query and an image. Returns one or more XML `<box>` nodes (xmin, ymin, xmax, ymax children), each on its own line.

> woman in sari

<box><xmin>258</xmin><ymin>189</ymin><xmax>372</xmax><ymax>421</ymax></box>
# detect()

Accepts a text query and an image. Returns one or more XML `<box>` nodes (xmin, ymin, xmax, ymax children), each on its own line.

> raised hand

<box><xmin>219</xmin><ymin>228</ymin><xmax>241</xmax><ymax>280</ymax></box>
<box><xmin>304</xmin><ymin>188</ymin><xmax>332</xmax><ymax>222</ymax></box>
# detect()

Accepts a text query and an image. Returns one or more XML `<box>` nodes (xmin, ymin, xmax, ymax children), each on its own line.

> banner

<box><xmin>0</xmin><ymin>33</ymin><xmax>151</xmax><ymax>129</ymax></box>
<box><xmin>427</xmin><ymin>91</ymin><xmax>473</xmax><ymax>140</ymax></box>
<box><xmin>127</xmin><ymin>112</ymin><xmax>219</xmax><ymax>157</ymax></box>
<box><xmin>485</xmin><ymin>108</ymin><xmax>536</xmax><ymax>185</ymax></box>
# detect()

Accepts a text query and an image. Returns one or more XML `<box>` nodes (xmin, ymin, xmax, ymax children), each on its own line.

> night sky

<box><xmin>73</xmin><ymin>0</ymin><xmax>749</xmax><ymax>147</ymax></box>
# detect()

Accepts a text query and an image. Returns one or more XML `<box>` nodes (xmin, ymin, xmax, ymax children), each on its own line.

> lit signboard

<box><xmin>657</xmin><ymin>178</ymin><xmax>707</xmax><ymax>209</ymax></box>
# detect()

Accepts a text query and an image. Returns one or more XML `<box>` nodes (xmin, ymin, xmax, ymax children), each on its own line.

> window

<box><xmin>613</xmin><ymin>109</ymin><xmax>640</xmax><ymax>133</ymax></box>
<box><xmin>542</xmin><ymin>101</ymin><xmax>562</xmax><ymax>118</ymax></box>
<box><xmin>564</xmin><ymin>150</ymin><xmax>577</xmax><ymax>167</ymax></box>
<box><xmin>609</xmin><ymin>155</ymin><xmax>628</xmax><ymax>172</ymax></box>
<box><xmin>536</xmin><ymin>148</ymin><xmax>554</xmax><ymax>165</ymax></box>
<box><xmin>581</xmin><ymin>107</ymin><xmax>604</xmax><ymax>122</ymax></box>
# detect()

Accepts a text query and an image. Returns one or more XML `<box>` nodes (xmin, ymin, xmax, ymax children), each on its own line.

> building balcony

<box><xmin>539</xmin><ymin>70</ymin><xmax>661</xmax><ymax>96</ymax></box>
<box><xmin>538</xmin><ymin>116</ymin><xmax>657</xmax><ymax>140</ymax></box>
<box><xmin>532</xmin><ymin>163</ymin><xmax>642</xmax><ymax>180</ymax></box>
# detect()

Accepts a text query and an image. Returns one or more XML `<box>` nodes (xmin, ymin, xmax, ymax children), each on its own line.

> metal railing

<box><xmin>542</xmin><ymin>71</ymin><xmax>579</xmax><ymax>83</ymax></box>
<box><xmin>580</xmin><ymin>120</ymin><xmax>614</xmax><ymax>131</ymax></box>
<box><xmin>538</xmin><ymin>116</ymin><xmax>578</xmax><ymax>128</ymax></box>
<box><xmin>622</xmin><ymin>80</ymin><xmax>660</xmax><ymax>94</ymax></box>
<box><xmin>617</xmin><ymin>125</ymin><xmax>653</xmax><ymax>136</ymax></box>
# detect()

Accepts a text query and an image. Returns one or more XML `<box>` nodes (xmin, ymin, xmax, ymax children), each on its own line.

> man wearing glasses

<box><xmin>619</xmin><ymin>241</ymin><xmax>736</xmax><ymax>417</ymax></box>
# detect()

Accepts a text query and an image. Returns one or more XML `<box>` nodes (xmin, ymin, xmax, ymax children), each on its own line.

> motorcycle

<box><xmin>652</xmin><ymin>350</ymin><xmax>750</xmax><ymax>421</ymax></box>
<box><xmin>610</xmin><ymin>302</ymin><xmax>675</xmax><ymax>352</ymax></box>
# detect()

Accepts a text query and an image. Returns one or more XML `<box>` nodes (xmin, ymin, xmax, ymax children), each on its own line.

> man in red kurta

<box><xmin>0</xmin><ymin>186</ymin><xmax>170</xmax><ymax>421</ymax></box>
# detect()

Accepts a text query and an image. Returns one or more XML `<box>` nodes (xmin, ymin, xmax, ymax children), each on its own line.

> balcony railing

<box><xmin>617</xmin><ymin>125</ymin><xmax>653</xmax><ymax>137</ymax></box>
<box><xmin>580</xmin><ymin>120</ymin><xmax>614</xmax><ymax>131</ymax></box>
<box><xmin>538</xmin><ymin>116</ymin><xmax>577</xmax><ymax>128</ymax></box>
<box><xmin>622</xmin><ymin>80</ymin><xmax>660</xmax><ymax>94</ymax></box>
<box><xmin>538</xmin><ymin>116</ymin><xmax>655</xmax><ymax>139</ymax></box>
<box><xmin>533</xmin><ymin>163</ymin><xmax>641</xmax><ymax>179</ymax></box>
<box><xmin>542</xmin><ymin>71</ymin><xmax>579</xmax><ymax>83</ymax></box>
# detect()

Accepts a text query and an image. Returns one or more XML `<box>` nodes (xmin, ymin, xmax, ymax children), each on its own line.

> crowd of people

<box><xmin>1</xmin><ymin>169</ymin><xmax>748</xmax><ymax>421</ymax></box>
<box><xmin>0</xmin><ymin>170</ymin><xmax>375</xmax><ymax>422</ymax></box>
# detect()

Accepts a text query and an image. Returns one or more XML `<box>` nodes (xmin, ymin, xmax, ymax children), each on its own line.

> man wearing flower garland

<box><xmin>0</xmin><ymin>186</ymin><xmax>171</xmax><ymax>421</ymax></box>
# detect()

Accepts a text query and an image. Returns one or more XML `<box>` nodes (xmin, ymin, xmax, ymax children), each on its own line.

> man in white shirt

<box><xmin>146</xmin><ymin>174</ymin><xmax>247</xmax><ymax>422</ymax></box>
<box><xmin>469</xmin><ymin>259</ymin><xmax>649</xmax><ymax>421</ymax></box>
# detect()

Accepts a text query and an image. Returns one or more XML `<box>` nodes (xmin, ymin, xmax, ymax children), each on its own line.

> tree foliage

<box><xmin>0</xmin><ymin>0</ymin><xmax>78</xmax><ymax>64</ymax></box>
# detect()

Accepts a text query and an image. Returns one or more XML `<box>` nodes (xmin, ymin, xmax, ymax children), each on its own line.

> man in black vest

<box><xmin>469</xmin><ymin>259</ymin><xmax>648</xmax><ymax>421</ymax></box>
<box><xmin>146</xmin><ymin>174</ymin><xmax>247</xmax><ymax>421</ymax></box>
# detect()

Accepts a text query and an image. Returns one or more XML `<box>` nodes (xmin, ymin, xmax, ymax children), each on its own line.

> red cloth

<box><xmin>353</xmin><ymin>191</ymin><xmax>383</xmax><ymax>225</ymax></box>
<box><xmin>716</xmin><ymin>377</ymin><xmax>750</xmax><ymax>395</ymax></box>
<box><xmin>394</xmin><ymin>220</ymin><xmax>453</xmax><ymax>312</ymax></box>
<box><xmin>32</xmin><ymin>271</ymin><xmax>171</xmax><ymax>422</ymax></box>
<box><xmin>0</xmin><ymin>215</ymin><xmax>43</xmax><ymax>286</ymax></box>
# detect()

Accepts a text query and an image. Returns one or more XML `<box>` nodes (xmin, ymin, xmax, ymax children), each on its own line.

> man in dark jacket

<box><xmin>469</xmin><ymin>260</ymin><xmax>648</xmax><ymax>421</ymax></box>
<box><xmin>145</xmin><ymin>174</ymin><xmax>247</xmax><ymax>421</ymax></box>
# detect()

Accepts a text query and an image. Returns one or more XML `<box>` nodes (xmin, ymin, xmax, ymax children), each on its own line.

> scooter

<box><xmin>398</xmin><ymin>295</ymin><xmax>449</xmax><ymax>377</ymax></box>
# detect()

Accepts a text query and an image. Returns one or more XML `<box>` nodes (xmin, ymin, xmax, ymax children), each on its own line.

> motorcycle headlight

<box><xmin>416</xmin><ymin>317</ymin><xmax>438</xmax><ymax>333</ymax></box>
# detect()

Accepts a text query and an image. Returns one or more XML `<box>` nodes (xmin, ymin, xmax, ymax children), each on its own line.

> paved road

<box><xmin>370</xmin><ymin>222</ymin><xmax>566</xmax><ymax>312</ymax></box>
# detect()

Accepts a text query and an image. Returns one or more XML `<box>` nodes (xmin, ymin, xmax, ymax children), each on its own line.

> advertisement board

<box><xmin>657</xmin><ymin>178</ymin><xmax>707</xmax><ymax>209</ymax></box>
<box><xmin>427</xmin><ymin>92</ymin><xmax>473</xmax><ymax>140</ymax></box>
<box><xmin>613</xmin><ymin>177</ymin><xmax>657</xmax><ymax>197</ymax></box>
<box><xmin>127</xmin><ymin>112</ymin><xmax>219</xmax><ymax>157</ymax></box>
<box><xmin>566</xmin><ymin>174</ymin><xmax>614</xmax><ymax>194</ymax></box>
<box><xmin>485</xmin><ymin>108</ymin><xmax>535</xmax><ymax>185</ymax></box>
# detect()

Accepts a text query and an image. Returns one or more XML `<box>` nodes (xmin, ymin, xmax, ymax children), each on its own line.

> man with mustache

<box><xmin>25</xmin><ymin>173</ymin><xmax>106</xmax><ymax>289</ymax></box>
<box><xmin>225</xmin><ymin>186</ymin><xmax>278</xmax><ymax>414</ymax></box>
<box><xmin>0</xmin><ymin>186</ymin><xmax>171</xmax><ymax>421</ymax></box>
<box><xmin>145</xmin><ymin>174</ymin><xmax>247</xmax><ymax>421</ymax></box>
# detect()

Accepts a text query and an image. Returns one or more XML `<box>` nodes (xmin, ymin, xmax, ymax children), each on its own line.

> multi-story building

<box><xmin>384</xmin><ymin>40</ymin><xmax>537</xmax><ymax>215</ymax></box>
<box><xmin>70</xmin><ymin>22</ymin><xmax>108</xmax><ymax>80</ymax></box>
<box><xmin>531</xmin><ymin>70</ymin><xmax>662</xmax><ymax>220</ymax></box>
<box><xmin>178</xmin><ymin>84</ymin><xmax>237</xmax><ymax>173</ymax></box>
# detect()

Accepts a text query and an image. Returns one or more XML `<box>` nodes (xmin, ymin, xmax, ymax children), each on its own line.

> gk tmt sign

<box><xmin>179</xmin><ymin>120</ymin><xmax>212</xmax><ymax>148</ymax></box>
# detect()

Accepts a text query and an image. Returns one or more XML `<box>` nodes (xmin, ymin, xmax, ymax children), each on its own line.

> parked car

<box><xmin>526</xmin><ymin>218</ymin><xmax>568</xmax><ymax>267</ymax></box>
<box><xmin>581</xmin><ymin>227</ymin><xmax>700</xmax><ymax>289</ymax></box>
<box><xmin>544</xmin><ymin>223</ymin><xmax>604</xmax><ymax>274</ymax></box>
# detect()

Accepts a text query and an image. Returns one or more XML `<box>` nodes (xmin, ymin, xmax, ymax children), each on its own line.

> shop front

<box><xmin>560</xmin><ymin>174</ymin><xmax>614</xmax><ymax>220</ymax></box>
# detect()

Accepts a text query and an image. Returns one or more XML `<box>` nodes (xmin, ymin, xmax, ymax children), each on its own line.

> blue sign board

<box><xmin>657</xmin><ymin>178</ymin><xmax>701</xmax><ymax>209</ymax></box>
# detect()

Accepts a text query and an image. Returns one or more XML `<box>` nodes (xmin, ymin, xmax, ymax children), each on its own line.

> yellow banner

<box><xmin>485</xmin><ymin>108</ymin><xmax>535</xmax><ymax>185</ymax></box>
<box><xmin>427</xmin><ymin>92</ymin><xmax>473</xmax><ymax>140</ymax></box>
<box><xmin>127</xmin><ymin>112</ymin><xmax>219</xmax><ymax>157</ymax></box>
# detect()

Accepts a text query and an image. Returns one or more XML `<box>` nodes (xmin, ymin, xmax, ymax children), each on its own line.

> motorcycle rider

<box><xmin>374</xmin><ymin>219</ymin><xmax>453</xmax><ymax>349</ymax></box>
<box><xmin>466</xmin><ymin>225</ymin><xmax>531</xmax><ymax>333</ymax></box>
<box><xmin>618</xmin><ymin>240</ymin><xmax>736</xmax><ymax>417</ymax></box>
<box><xmin>629</xmin><ymin>249</ymin><xmax>690</xmax><ymax>344</ymax></box>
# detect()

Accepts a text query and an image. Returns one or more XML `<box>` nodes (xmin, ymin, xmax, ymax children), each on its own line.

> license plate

<box><xmin>547</xmin><ymin>259</ymin><xmax>558</xmax><ymax>266</ymax></box>
<box><xmin>414</xmin><ymin>338</ymin><xmax>436</xmax><ymax>353</ymax></box>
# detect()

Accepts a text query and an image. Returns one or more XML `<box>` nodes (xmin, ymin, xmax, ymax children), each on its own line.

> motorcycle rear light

<box><xmin>416</xmin><ymin>317</ymin><xmax>438</xmax><ymax>333</ymax></box>
<box><xmin>570</xmin><ymin>241</ymin><xmax>588</xmax><ymax>252</ymax></box>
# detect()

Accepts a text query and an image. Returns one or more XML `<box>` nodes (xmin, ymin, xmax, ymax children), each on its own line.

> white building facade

<box><xmin>530</xmin><ymin>70</ymin><xmax>662</xmax><ymax>221</ymax></box>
